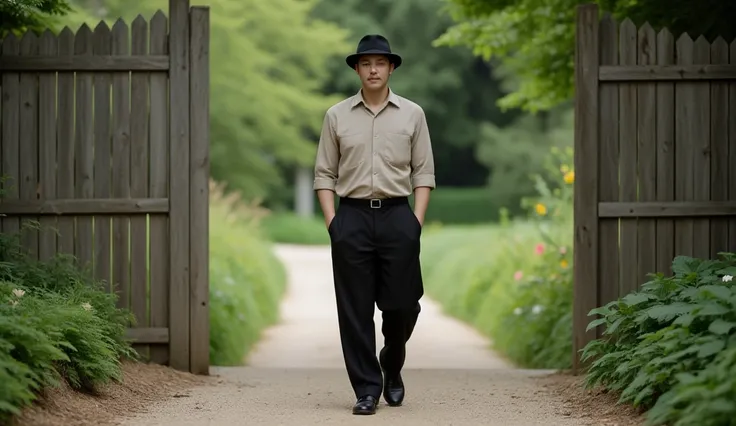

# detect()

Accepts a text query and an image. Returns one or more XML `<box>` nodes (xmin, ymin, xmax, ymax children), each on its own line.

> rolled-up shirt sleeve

<box><xmin>313</xmin><ymin>110</ymin><xmax>339</xmax><ymax>191</ymax></box>
<box><xmin>410</xmin><ymin>108</ymin><xmax>436</xmax><ymax>190</ymax></box>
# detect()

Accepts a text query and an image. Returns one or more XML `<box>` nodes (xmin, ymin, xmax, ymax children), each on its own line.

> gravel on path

<box><xmin>120</xmin><ymin>244</ymin><xmax>590</xmax><ymax>426</ymax></box>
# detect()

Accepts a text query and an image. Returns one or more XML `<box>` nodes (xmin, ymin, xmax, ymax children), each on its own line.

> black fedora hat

<box><xmin>345</xmin><ymin>34</ymin><xmax>402</xmax><ymax>69</ymax></box>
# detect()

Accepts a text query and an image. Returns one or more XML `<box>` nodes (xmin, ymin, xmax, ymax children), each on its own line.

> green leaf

<box><xmin>696</xmin><ymin>303</ymin><xmax>731</xmax><ymax>317</ymax></box>
<box><xmin>699</xmin><ymin>285</ymin><xmax>733</xmax><ymax>301</ymax></box>
<box><xmin>646</xmin><ymin>303</ymin><xmax>693</xmax><ymax>322</ymax></box>
<box><xmin>586</xmin><ymin>317</ymin><xmax>607</xmax><ymax>332</ymax></box>
<box><xmin>621</xmin><ymin>292</ymin><xmax>653</xmax><ymax>306</ymax></box>
<box><xmin>708</xmin><ymin>319</ymin><xmax>736</xmax><ymax>335</ymax></box>
<box><xmin>697</xmin><ymin>339</ymin><xmax>726</xmax><ymax>358</ymax></box>
<box><xmin>673</xmin><ymin>314</ymin><xmax>694</xmax><ymax>327</ymax></box>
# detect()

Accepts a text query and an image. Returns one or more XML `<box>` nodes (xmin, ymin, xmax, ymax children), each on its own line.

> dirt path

<box><xmin>120</xmin><ymin>245</ymin><xmax>589</xmax><ymax>426</ymax></box>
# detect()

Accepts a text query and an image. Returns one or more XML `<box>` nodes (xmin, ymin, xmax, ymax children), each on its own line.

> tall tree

<box><xmin>0</xmin><ymin>0</ymin><xmax>71</xmax><ymax>34</ymax></box>
<box><xmin>435</xmin><ymin>0</ymin><xmax>736</xmax><ymax>112</ymax></box>
<box><xmin>62</xmin><ymin>0</ymin><xmax>350</xmax><ymax>200</ymax></box>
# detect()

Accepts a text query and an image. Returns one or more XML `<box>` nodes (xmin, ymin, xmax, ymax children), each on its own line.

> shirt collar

<box><xmin>350</xmin><ymin>88</ymin><xmax>401</xmax><ymax>109</ymax></box>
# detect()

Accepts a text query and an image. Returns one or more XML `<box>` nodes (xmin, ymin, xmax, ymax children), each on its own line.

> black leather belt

<box><xmin>339</xmin><ymin>197</ymin><xmax>409</xmax><ymax>209</ymax></box>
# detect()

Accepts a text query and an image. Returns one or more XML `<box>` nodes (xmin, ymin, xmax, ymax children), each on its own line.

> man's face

<box><xmin>354</xmin><ymin>55</ymin><xmax>394</xmax><ymax>90</ymax></box>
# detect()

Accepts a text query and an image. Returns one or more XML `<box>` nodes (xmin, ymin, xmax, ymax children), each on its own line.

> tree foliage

<box><xmin>0</xmin><ymin>0</ymin><xmax>71</xmax><ymax>34</ymax></box>
<box><xmin>435</xmin><ymin>0</ymin><xmax>736</xmax><ymax>112</ymax></box>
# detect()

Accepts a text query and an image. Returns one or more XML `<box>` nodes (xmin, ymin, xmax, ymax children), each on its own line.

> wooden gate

<box><xmin>573</xmin><ymin>3</ymin><xmax>736</xmax><ymax>371</ymax></box>
<box><xmin>0</xmin><ymin>0</ymin><xmax>210</xmax><ymax>374</ymax></box>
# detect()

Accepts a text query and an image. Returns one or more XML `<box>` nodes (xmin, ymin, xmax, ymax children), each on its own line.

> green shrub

<box><xmin>420</xmin><ymin>146</ymin><xmax>575</xmax><ymax>368</ymax></box>
<box><xmin>582</xmin><ymin>253</ymin><xmax>736</xmax><ymax>426</ymax></box>
<box><xmin>0</xmin><ymin>230</ymin><xmax>136</xmax><ymax>422</ymax></box>
<box><xmin>208</xmin><ymin>181</ymin><xmax>287</xmax><ymax>365</ymax></box>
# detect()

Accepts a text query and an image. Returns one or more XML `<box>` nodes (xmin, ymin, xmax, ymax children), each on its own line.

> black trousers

<box><xmin>329</xmin><ymin>196</ymin><xmax>423</xmax><ymax>400</ymax></box>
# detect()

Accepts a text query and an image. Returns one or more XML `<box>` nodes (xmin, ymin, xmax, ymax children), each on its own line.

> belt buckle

<box><xmin>370</xmin><ymin>199</ymin><xmax>382</xmax><ymax>209</ymax></box>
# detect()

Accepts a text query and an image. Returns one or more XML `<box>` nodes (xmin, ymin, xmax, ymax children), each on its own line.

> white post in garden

<box><xmin>294</xmin><ymin>166</ymin><xmax>314</xmax><ymax>218</ymax></box>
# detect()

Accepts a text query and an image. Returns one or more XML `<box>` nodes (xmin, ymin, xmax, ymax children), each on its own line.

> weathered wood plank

<box><xmin>37</xmin><ymin>30</ymin><xmax>58</xmax><ymax>261</ymax></box>
<box><xmin>111</xmin><ymin>19</ymin><xmax>132</xmax><ymax>311</ymax></box>
<box><xmin>674</xmin><ymin>35</ymin><xmax>695</xmax><ymax>257</ymax></box>
<box><xmin>0</xmin><ymin>55</ymin><xmax>169</xmax><ymax>71</ymax></box>
<box><xmin>655</xmin><ymin>29</ymin><xmax>676</xmax><ymax>276</ymax></box>
<box><xmin>691</xmin><ymin>36</ymin><xmax>711</xmax><ymax>259</ymax></box>
<box><xmin>618</xmin><ymin>19</ymin><xmax>638</xmax><ymax>295</ymax></box>
<box><xmin>2</xmin><ymin>34</ymin><xmax>21</xmax><ymax>236</ymax></box>
<box><xmin>0</xmin><ymin>198</ymin><xmax>169</xmax><ymax>215</ymax></box>
<box><xmin>130</xmin><ymin>15</ymin><xmax>151</xmax><ymax>360</ymax></box>
<box><xmin>597</xmin><ymin>13</ymin><xmax>619</xmax><ymax>325</ymax></box>
<box><xmin>709</xmin><ymin>38</ymin><xmax>730</xmax><ymax>258</ymax></box>
<box><xmin>56</xmin><ymin>28</ymin><xmax>76</xmax><ymax>255</ymax></box>
<box><xmin>572</xmin><ymin>4</ymin><xmax>599</xmax><ymax>374</ymax></box>
<box><xmin>599</xmin><ymin>64</ymin><xmax>736</xmax><ymax>81</ymax></box>
<box><xmin>636</xmin><ymin>23</ymin><xmax>657</xmax><ymax>284</ymax></box>
<box><xmin>730</xmin><ymin>41</ymin><xmax>736</xmax><ymax>255</ymax></box>
<box><xmin>74</xmin><ymin>24</ymin><xmax>95</xmax><ymax>270</ymax></box>
<box><xmin>93</xmin><ymin>21</ymin><xmax>113</xmax><ymax>291</ymax></box>
<box><xmin>169</xmin><ymin>0</ymin><xmax>192</xmax><ymax>373</ymax></box>
<box><xmin>148</xmin><ymin>10</ymin><xmax>171</xmax><ymax>366</ymax></box>
<box><xmin>599</xmin><ymin>201</ymin><xmax>736</xmax><ymax>217</ymax></box>
<box><xmin>18</xmin><ymin>32</ymin><xmax>40</xmax><ymax>259</ymax></box>
<box><xmin>189</xmin><ymin>6</ymin><xmax>210</xmax><ymax>375</ymax></box>
<box><xmin>125</xmin><ymin>327</ymin><xmax>170</xmax><ymax>344</ymax></box>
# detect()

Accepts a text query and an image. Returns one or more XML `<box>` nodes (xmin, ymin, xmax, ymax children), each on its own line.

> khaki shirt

<box><xmin>313</xmin><ymin>89</ymin><xmax>436</xmax><ymax>199</ymax></box>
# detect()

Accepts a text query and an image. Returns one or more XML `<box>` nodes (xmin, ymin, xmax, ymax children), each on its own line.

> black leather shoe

<box><xmin>352</xmin><ymin>395</ymin><xmax>378</xmax><ymax>415</ymax></box>
<box><xmin>383</xmin><ymin>373</ymin><xmax>405</xmax><ymax>406</ymax></box>
<box><xmin>379</xmin><ymin>348</ymin><xmax>405</xmax><ymax>407</ymax></box>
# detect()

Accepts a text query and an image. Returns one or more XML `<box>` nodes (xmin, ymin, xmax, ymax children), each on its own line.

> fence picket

<box><xmin>709</xmin><ymin>38</ymin><xmax>730</xmax><ymax>257</ymax></box>
<box><xmin>2</xmin><ymin>35</ymin><xmax>21</xmax><ymax>236</ymax></box>
<box><xmin>655</xmin><ymin>29</ymin><xmax>676</xmax><ymax>275</ymax></box>
<box><xmin>19</xmin><ymin>32</ymin><xmax>40</xmax><ymax>259</ymax></box>
<box><xmin>37</xmin><ymin>30</ymin><xmax>58</xmax><ymax>261</ymax></box>
<box><xmin>111</xmin><ymin>19</ymin><xmax>132</xmax><ymax>312</ymax></box>
<box><xmin>93</xmin><ymin>22</ymin><xmax>113</xmax><ymax>291</ymax></box>
<box><xmin>74</xmin><ymin>25</ymin><xmax>95</xmax><ymax>270</ymax></box>
<box><xmin>130</xmin><ymin>15</ymin><xmax>151</xmax><ymax>360</ymax></box>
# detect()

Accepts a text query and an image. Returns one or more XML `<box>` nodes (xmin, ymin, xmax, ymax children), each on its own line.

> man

<box><xmin>312</xmin><ymin>34</ymin><xmax>436</xmax><ymax>416</ymax></box>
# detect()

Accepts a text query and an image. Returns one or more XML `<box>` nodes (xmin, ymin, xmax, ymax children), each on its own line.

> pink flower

<box><xmin>559</xmin><ymin>246</ymin><xmax>567</xmax><ymax>255</ymax></box>
<box><xmin>535</xmin><ymin>243</ymin><xmax>545</xmax><ymax>255</ymax></box>
<box><xmin>514</xmin><ymin>271</ymin><xmax>523</xmax><ymax>281</ymax></box>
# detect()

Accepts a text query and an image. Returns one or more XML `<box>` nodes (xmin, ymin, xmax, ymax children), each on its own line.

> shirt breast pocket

<box><xmin>383</xmin><ymin>132</ymin><xmax>412</xmax><ymax>167</ymax></box>
<box><xmin>338</xmin><ymin>132</ymin><xmax>367</xmax><ymax>171</ymax></box>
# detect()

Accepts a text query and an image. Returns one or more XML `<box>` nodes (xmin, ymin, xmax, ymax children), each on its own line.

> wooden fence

<box><xmin>573</xmin><ymin>3</ymin><xmax>736</xmax><ymax>372</ymax></box>
<box><xmin>0</xmin><ymin>0</ymin><xmax>210</xmax><ymax>375</ymax></box>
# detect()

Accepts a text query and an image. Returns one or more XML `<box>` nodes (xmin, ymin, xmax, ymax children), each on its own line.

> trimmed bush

<box><xmin>208</xmin><ymin>181</ymin><xmax>287</xmax><ymax>365</ymax></box>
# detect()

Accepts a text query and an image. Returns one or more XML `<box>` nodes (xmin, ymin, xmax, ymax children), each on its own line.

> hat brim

<box><xmin>346</xmin><ymin>50</ymin><xmax>402</xmax><ymax>69</ymax></box>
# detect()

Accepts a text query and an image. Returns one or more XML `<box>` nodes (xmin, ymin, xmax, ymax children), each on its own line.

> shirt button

<box><xmin>374</xmin><ymin>134</ymin><xmax>378</xmax><ymax>139</ymax></box>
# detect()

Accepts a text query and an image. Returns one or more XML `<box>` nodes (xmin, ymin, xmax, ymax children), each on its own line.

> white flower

<box><xmin>723</xmin><ymin>275</ymin><xmax>733</xmax><ymax>283</ymax></box>
<box><xmin>81</xmin><ymin>302</ymin><xmax>93</xmax><ymax>311</ymax></box>
<box><xmin>10</xmin><ymin>300</ymin><xmax>18</xmax><ymax>307</ymax></box>
<box><xmin>513</xmin><ymin>307</ymin><xmax>523</xmax><ymax>316</ymax></box>
<box><xmin>531</xmin><ymin>305</ymin><xmax>544</xmax><ymax>315</ymax></box>
<box><xmin>12</xmin><ymin>289</ymin><xmax>25</xmax><ymax>298</ymax></box>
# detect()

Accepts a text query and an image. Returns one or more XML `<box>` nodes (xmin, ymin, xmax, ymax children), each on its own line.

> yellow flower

<box><xmin>563</xmin><ymin>171</ymin><xmax>575</xmax><ymax>184</ymax></box>
<box><xmin>535</xmin><ymin>203</ymin><xmax>547</xmax><ymax>216</ymax></box>
<box><xmin>560</xmin><ymin>259</ymin><xmax>569</xmax><ymax>269</ymax></box>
